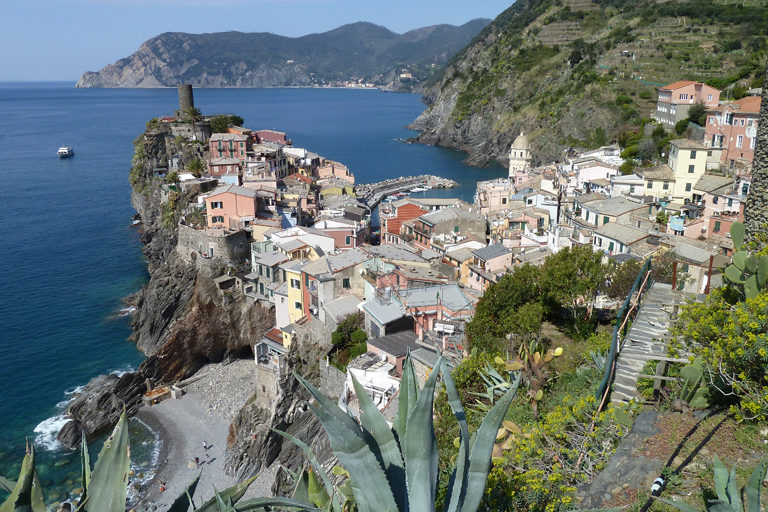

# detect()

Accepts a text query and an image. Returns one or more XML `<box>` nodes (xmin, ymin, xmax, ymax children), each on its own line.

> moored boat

<box><xmin>57</xmin><ymin>146</ymin><xmax>74</xmax><ymax>158</ymax></box>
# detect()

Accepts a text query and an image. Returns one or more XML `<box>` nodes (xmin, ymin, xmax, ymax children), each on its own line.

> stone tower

<box><xmin>509</xmin><ymin>132</ymin><xmax>532</xmax><ymax>184</ymax></box>
<box><xmin>178</xmin><ymin>84</ymin><xmax>194</xmax><ymax>112</ymax></box>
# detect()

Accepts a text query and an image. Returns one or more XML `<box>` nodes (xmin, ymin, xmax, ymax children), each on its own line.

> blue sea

<box><xmin>0</xmin><ymin>82</ymin><xmax>505</xmax><ymax>505</ymax></box>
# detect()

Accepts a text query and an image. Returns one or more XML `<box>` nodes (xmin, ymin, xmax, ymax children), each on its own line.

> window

<box><xmin>707</xmin><ymin>94</ymin><xmax>713</xmax><ymax>102</ymax></box>
<box><xmin>740</xmin><ymin>119</ymin><xmax>745</xmax><ymax>126</ymax></box>
<box><xmin>294</xmin><ymin>301</ymin><xmax>302</xmax><ymax>310</ymax></box>
<box><xmin>736</xmin><ymin>135</ymin><xmax>743</xmax><ymax>148</ymax></box>
<box><xmin>211</xmin><ymin>201</ymin><xmax>223</xmax><ymax>209</ymax></box>
<box><xmin>688</xmin><ymin>165</ymin><xmax>695</xmax><ymax>174</ymax></box>
<box><xmin>685</xmin><ymin>183</ymin><xmax>692</xmax><ymax>192</ymax></box>
<box><xmin>608</xmin><ymin>241</ymin><xmax>615</xmax><ymax>252</ymax></box>
<box><xmin>259</xmin><ymin>265</ymin><xmax>263</xmax><ymax>276</ymax></box>
<box><xmin>595</xmin><ymin>236</ymin><xmax>602</xmax><ymax>247</ymax></box>
<box><xmin>585</xmin><ymin>211</ymin><xmax>590</xmax><ymax>221</ymax></box>
<box><xmin>679</xmin><ymin>93</ymin><xmax>688</xmax><ymax>100</ymax></box>
<box><xmin>713</xmin><ymin>196</ymin><xmax>719</xmax><ymax>204</ymax></box>
<box><xmin>603</xmin><ymin>216</ymin><xmax>609</xmax><ymax>225</ymax></box>
<box><xmin>725</xmin><ymin>113</ymin><xmax>733</xmax><ymax>125</ymax></box>
<box><xmin>690</xmin><ymin>150</ymin><xmax>696</xmax><ymax>159</ymax></box>
<box><xmin>663</xmin><ymin>181</ymin><xmax>669</xmax><ymax>190</ymax></box>
<box><xmin>305</xmin><ymin>274</ymin><xmax>309</xmax><ymax>287</ymax></box>
<box><xmin>211</xmin><ymin>216</ymin><xmax>224</xmax><ymax>223</ymax></box>
<box><xmin>259</xmin><ymin>283</ymin><xmax>264</xmax><ymax>294</ymax></box>
<box><xmin>750</xmin><ymin>137</ymin><xmax>755</xmax><ymax>149</ymax></box>
<box><xmin>646</xmin><ymin>180</ymin><xmax>653</xmax><ymax>189</ymax></box>
<box><xmin>713</xmin><ymin>221</ymin><xmax>721</xmax><ymax>233</ymax></box>
<box><xmin>266</xmin><ymin>267</ymin><xmax>271</xmax><ymax>278</ymax></box>
<box><xmin>453</xmin><ymin>225</ymin><xmax>459</xmax><ymax>233</ymax></box>
<box><xmin>345</xmin><ymin>235</ymin><xmax>352</xmax><ymax>246</ymax></box>
<box><xmin>342</xmin><ymin>278</ymin><xmax>350</xmax><ymax>289</ymax></box>
<box><xmin>629</xmin><ymin>185</ymin><xmax>635</xmax><ymax>194</ymax></box>
<box><xmin>727</xmin><ymin>198</ymin><xmax>733</xmax><ymax>207</ymax></box>
<box><xmin>501</xmin><ymin>197</ymin><xmax>507</xmax><ymax>205</ymax></box>
<box><xmin>290</xmin><ymin>278</ymin><xmax>300</xmax><ymax>289</ymax></box>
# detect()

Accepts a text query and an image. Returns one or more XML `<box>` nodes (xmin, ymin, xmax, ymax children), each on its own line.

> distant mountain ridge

<box><xmin>75</xmin><ymin>20</ymin><xmax>491</xmax><ymax>90</ymax></box>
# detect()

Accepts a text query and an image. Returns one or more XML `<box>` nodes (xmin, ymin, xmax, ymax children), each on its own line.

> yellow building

<box><xmin>668</xmin><ymin>139</ymin><xmax>708</xmax><ymax>199</ymax></box>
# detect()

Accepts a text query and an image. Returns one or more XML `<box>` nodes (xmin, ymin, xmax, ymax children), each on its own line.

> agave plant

<box><xmin>658</xmin><ymin>456</ymin><xmax>768</xmax><ymax>512</ymax></box>
<box><xmin>269</xmin><ymin>354</ymin><xmax>521</xmax><ymax>512</ymax></box>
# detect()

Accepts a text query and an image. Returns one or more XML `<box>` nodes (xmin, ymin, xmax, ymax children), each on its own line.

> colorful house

<box><xmin>204</xmin><ymin>184</ymin><xmax>274</xmax><ymax>229</ymax></box>
<box><xmin>209</xmin><ymin>133</ymin><xmax>250</xmax><ymax>161</ymax></box>
<box><xmin>652</xmin><ymin>81</ymin><xmax>720</xmax><ymax>127</ymax></box>
<box><xmin>704</xmin><ymin>96</ymin><xmax>760</xmax><ymax>169</ymax></box>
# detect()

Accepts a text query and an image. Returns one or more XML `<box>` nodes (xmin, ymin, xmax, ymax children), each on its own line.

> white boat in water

<box><xmin>57</xmin><ymin>146</ymin><xmax>74</xmax><ymax>158</ymax></box>
<box><xmin>410</xmin><ymin>186</ymin><xmax>428</xmax><ymax>193</ymax></box>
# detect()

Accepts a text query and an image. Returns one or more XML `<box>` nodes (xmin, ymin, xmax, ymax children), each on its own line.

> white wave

<box><xmin>118</xmin><ymin>306</ymin><xmax>137</xmax><ymax>317</ymax></box>
<box><xmin>110</xmin><ymin>364</ymin><xmax>135</xmax><ymax>378</ymax></box>
<box><xmin>33</xmin><ymin>414</ymin><xmax>69</xmax><ymax>451</ymax></box>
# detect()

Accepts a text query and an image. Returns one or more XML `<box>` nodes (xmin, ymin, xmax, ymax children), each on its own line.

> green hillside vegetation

<box><xmin>420</xmin><ymin>0</ymin><xmax>768</xmax><ymax>163</ymax></box>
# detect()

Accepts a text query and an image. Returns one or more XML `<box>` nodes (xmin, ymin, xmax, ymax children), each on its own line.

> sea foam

<box><xmin>33</xmin><ymin>414</ymin><xmax>68</xmax><ymax>451</ymax></box>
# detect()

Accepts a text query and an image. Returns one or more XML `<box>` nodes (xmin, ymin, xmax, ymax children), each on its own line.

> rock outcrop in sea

<box><xmin>56</xmin><ymin>122</ymin><xmax>274</xmax><ymax>449</ymax></box>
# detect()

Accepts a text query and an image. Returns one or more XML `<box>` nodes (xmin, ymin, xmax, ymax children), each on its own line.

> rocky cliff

<box><xmin>75</xmin><ymin>20</ymin><xmax>490</xmax><ymax>92</ymax></box>
<box><xmin>57</xmin><ymin>121</ymin><xmax>275</xmax><ymax>448</ymax></box>
<box><xmin>412</xmin><ymin>0</ymin><xmax>768</xmax><ymax>165</ymax></box>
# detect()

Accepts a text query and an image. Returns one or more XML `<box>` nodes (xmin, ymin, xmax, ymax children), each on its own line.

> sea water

<box><xmin>0</xmin><ymin>83</ymin><xmax>505</xmax><ymax>504</ymax></box>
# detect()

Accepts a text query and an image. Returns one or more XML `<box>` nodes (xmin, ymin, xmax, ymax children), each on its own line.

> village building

<box><xmin>704</xmin><ymin>96</ymin><xmax>760</xmax><ymax>169</ymax></box>
<box><xmin>317</xmin><ymin>161</ymin><xmax>355</xmax><ymax>184</ymax></box>
<box><xmin>255</xmin><ymin>129</ymin><xmax>291</xmax><ymax>145</ymax></box>
<box><xmin>592</xmin><ymin>223</ymin><xmax>654</xmax><ymax>256</ymax></box>
<box><xmin>311</xmin><ymin>216</ymin><xmax>368</xmax><ymax>250</ymax></box>
<box><xmin>204</xmin><ymin>184</ymin><xmax>275</xmax><ymax>229</ymax></box>
<box><xmin>651</xmin><ymin>81</ymin><xmax>720</xmax><ymax>127</ymax></box>
<box><xmin>209</xmin><ymin>133</ymin><xmax>251</xmax><ymax>161</ymax></box>
<box><xmin>380</xmin><ymin>198</ymin><xmax>469</xmax><ymax>245</ymax></box>
<box><xmin>464</xmin><ymin>243</ymin><xmax>514</xmax><ymax>292</ymax></box>
<box><xmin>403</xmin><ymin>208</ymin><xmax>486</xmax><ymax>251</ymax></box>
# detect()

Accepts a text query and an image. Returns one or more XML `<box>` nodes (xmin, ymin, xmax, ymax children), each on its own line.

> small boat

<box><xmin>410</xmin><ymin>186</ymin><xmax>428</xmax><ymax>193</ymax></box>
<box><xmin>57</xmin><ymin>147</ymin><xmax>74</xmax><ymax>158</ymax></box>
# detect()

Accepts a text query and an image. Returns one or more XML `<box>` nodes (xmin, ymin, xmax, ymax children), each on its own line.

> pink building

<box><xmin>317</xmin><ymin>162</ymin><xmax>355</xmax><ymax>184</ymax></box>
<box><xmin>209</xmin><ymin>133</ymin><xmax>250</xmax><ymax>160</ymax></box>
<box><xmin>652</xmin><ymin>81</ymin><xmax>720</xmax><ymax>127</ymax></box>
<box><xmin>704</xmin><ymin>96</ymin><xmax>760</xmax><ymax>169</ymax></box>
<box><xmin>204</xmin><ymin>184</ymin><xmax>273</xmax><ymax>229</ymax></box>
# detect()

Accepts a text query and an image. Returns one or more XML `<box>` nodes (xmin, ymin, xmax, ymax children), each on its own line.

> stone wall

<box><xmin>177</xmin><ymin>224</ymin><xmax>250</xmax><ymax>264</ymax></box>
<box><xmin>318</xmin><ymin>358</ymin><xmax>346</xmax><ymax>399</ymax></box>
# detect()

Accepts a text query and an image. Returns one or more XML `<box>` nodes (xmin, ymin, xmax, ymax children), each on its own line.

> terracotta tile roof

<box><xmin>660</xmin><ymin>80</ymin><xmax>697</xmax><ymax>90</ymax></box>
<box><xmin>708</xmin><ymin>96</ymin><xmax>761</xmax><ymax>114</ymax></box>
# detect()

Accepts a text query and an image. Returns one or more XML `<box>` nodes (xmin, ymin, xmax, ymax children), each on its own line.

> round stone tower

<box><xmin>178</xmin><ymin>84</ymin><xmax>194</xmax><ymax>112</ymax></box>
<box><xmin>508</xmin><ymin>131</ymin><xmax>533</xmax><ymax>182</ymax></box>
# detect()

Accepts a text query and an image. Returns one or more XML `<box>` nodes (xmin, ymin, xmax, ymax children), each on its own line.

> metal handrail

<box><xmin>594</xmin><ymin>256</ymin><xmax>653</xmax><ymax>404</ymax></box>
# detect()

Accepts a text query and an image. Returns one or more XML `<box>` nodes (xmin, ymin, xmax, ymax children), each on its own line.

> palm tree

<box><xmin>187</xmin><ymin>158</ymin><xmax>204</xmax><ymax>178</ymax></box>
<box><xmin>744</xmin><ymin>59</ymin><xmax>768</xmax><ymax>244</ymax></box>
<box><xmin>182</xmin><ymin>106</ymin><xmax>203</xmax><ymax>124</ymax></box>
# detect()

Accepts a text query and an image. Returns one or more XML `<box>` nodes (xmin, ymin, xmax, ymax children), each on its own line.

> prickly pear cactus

<box><xmin>724</xmin><ymin>222</ymin><xmax>768</xmax><ymax>299</ymax></box>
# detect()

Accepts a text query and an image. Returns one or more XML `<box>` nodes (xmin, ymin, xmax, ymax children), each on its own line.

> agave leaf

<box><xmin>349</xmin><ymin>374</ymin><xmax>406</xmax><ymax>511</ymax></box>
<box><xmin>393</xmin><ymin>354</ymin><xmax>420</xmax><ymax>443</ymax></box>
<box><xmin>745</xmin><ymin>459</ymin><xmax>767</xmax><ymax>512</ymax></box>
<box><xmin>441</xmin><ymin>359</ymin><xmax>470</xmax><ymax>512</ymax></box>
<box><xmin>291</xmin><ymin>470</ymin><xmax>310</xmax><ymax>505</ymax></box>
<box><xmin>731</xmin><ymin>222</ymin><xmax>745</xmax><ymax>248</ymax></box>
<box><xmin>757</xmin><ymin>256</ymin><xmax>768</xmax><ymax>287</ymax></box>
<box><xmin>708</xmin><ymin>501</ymin><xmax>737</xmax><ymax>512</ymax></box>
<box><xmin>403</xmin><ymin>356</ymin><xmax>442</xmax><ymax>512</ymax></box>
<box><xmin>733</xmin><ymin>251</ymin><xmax>748</xmax><ymax>271</ymax></box>
<box><xmin>196</xmin><ymin>476</ymin><xmax>257</xmax><ymax>512</ymax></box>
<box><xmin>745</xmin><ymin>274</ymin><xmax>759</xmax><ymax>299</ymax></box>
<box><xmin>84</xmin><ymin>411</ymin><xmax>130</xmax><ymax>512</ymax></box>
<box><xmin>654</xmin><ymin>497</ymin><xmax>701</xmax><ymax>512</ymax></box>
<box><xmin>726</xmin><ymin>466</ymin><xmax>742</xmax><ymax>511</ymax></box>
<box><xmin>462</xmin><ymin>373</ymin><xmax>520</xmax><ymax>512</ymax></box>
<box><xmin>272</xmin><ymin>430</ymin><xmax>339</xmax><ymax>512</ymax></box>
<box><xmin>725</xmin><ymin>265</ymin><xmax>745</xmax><ymax>285</ymax></box>
<box><xmin>307</xmin><ymin>469</ymin><xmax>329</xmax><ymax>509</ymax></box>
<box><xmin>712</xmin><ymin>455</ymin><xmax>728</xmax><ymax>504</ymax></box>
<box><xmin>233</xmin><ymin>496</ymin><xmax>323</xmax><ymax>511</ymax></box>
<box><xmin>79</xmin><ymin>431</ymin><xmax>91</xmax><ymax>505</ymax></box>
<box><xmin>167</xmin><ymin>472</ymin><xmax>201</xmax><ymax>512</ymax></box>
<box><xmin>295</xmin><ymin>376</ymin><xmax>398</xmax><ymax>512</ymax></box>
<box><xmin>0</xmin><ymin>442</ymin><xmax>44</xmax><ymax>512</ymax></box>
<box><xmin>0</xmin><ymin>477</ymin><xmax>13</xmax><ymax>494</ymax></box>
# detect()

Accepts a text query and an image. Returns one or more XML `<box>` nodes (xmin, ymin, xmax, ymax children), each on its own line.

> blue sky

<box><xmin>2</xmin><ymin>0</ymin><xmax>513</xmax><ymax>81</ymax></box>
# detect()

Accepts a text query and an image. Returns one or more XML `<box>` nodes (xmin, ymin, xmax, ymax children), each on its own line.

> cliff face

<box><xmin>225</xmin><ymin>320</ymin><xmax>341</xmax><ymax>494</ymax></box>
<box><xmin>57</xmin><ymin>121</ymin><xmax>275</xmax><ymax>448</ymax></box>
<box><xmin>412</xmin><ymin>0</ymin><xmax>768</xmax><ymax>165</ymax></box>
<box><xmin>75</xmin><ymin>20</ymin><xmax>490</xmax><ymax>92</ymax></box>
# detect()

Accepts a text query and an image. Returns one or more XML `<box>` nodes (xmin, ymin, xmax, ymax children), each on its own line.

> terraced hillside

<box><xmin>411</xmin><ymin>0</ymin><xmax>768</xmax><ymax>166</ymax></box>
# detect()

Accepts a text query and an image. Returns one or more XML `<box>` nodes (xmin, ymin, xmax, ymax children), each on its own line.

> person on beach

<box><xmin>194</xmin><ymin>456</ymin><xmax>200</xmax><ymax>468</ymax></box>
<box><xmin>203</xmin><ymin>440</ymin><xmax>208</xmax><ymax>451</ymax></box>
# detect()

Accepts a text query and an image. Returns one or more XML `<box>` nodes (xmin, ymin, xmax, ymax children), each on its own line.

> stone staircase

<box><xmin>611</xmin><ymin>283</ymin><xmax>697</xmax><ymax>405</ymax></box>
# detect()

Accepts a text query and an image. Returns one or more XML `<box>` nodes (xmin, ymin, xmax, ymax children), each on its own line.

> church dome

<box><xmin>511</xmin><ymin>131</ymin><xmax>530</xmax><ymax>150</ymax></box>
